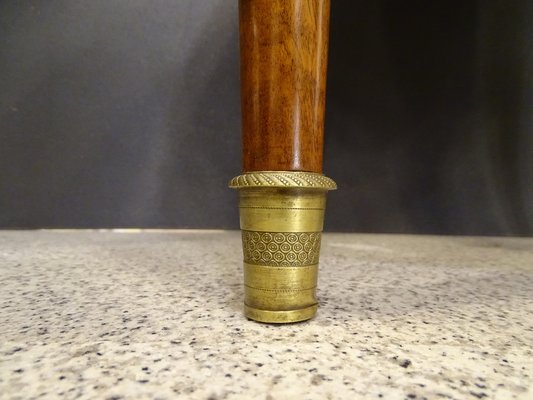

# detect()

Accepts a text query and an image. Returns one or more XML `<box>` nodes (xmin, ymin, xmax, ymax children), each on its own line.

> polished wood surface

<box><xmin>239</xmin><ymin>0</ymin><xmax>330</xmax><ymax>173</ymax></box>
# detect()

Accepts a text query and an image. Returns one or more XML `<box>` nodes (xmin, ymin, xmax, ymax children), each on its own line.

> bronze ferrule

<box><xmin>230</xmin><ymin>171</ymin><xmax>336</xmax><ymax>323</ymax></box>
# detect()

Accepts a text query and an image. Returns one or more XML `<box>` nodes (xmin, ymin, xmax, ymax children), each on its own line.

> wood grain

<box><xmin>239</xmin><ymin>0</ymin><xmax>330</xmax><ymax>173</ymax></box>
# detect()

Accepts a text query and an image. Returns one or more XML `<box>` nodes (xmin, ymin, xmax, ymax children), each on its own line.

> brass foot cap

<box><xmin>244</xmin><ymin>304</ymin><xmax>318</xmax><ymax>324</ymax></box>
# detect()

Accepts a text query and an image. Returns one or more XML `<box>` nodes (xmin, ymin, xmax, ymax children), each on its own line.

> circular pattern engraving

<box><xmin>287</xmin><ymin>234</ymin><xmax>298</xmax><ymax>244</ymax></box>
<box><xmin>242</xmin><ymin>231</ymin><xmax>322</xmax><ymax>267</ymax></box>
<box><xmin>261</xmin><ymin>233</ymin><xmax>272</xmax><ymax>242</ymax></box>
<box><xmin>274</xmin><ymin>233</ymin><xmax>285</xmax><ymax>244</ymax></box>
<box><xmin>251</xmin><ymin>250</ymin><xmax>261</xmax><ymax>261</ymax></box>
<box><xmin>280</xmin><ymin>243</ymin><xmax>291</xmax><ymax>253</ymax></box>
<box><xmin>267</xmin><ymin>242</ymin><xmax>279</xmax><ymax>252</ymax></box>
<box><xmin>274</xmin><ymin>252</ymin><xmax>285</xmax><ymax>262</ymax></box>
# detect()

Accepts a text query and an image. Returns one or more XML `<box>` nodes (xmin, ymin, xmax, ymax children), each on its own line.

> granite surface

<box><xmin>0</xmin><ymin>230</ymin><xmax>532</xmax><ymax>399</ymax></box>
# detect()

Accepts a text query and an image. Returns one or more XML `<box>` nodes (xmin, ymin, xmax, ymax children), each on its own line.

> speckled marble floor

<box><xmin>1</xmin><ymin>231</ymin><xmax>532</xmax><ymax>400</ymax></box>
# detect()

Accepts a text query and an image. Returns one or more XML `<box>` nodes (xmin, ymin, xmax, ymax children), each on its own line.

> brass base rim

<box><xmin>244</xmin><ymin>304</ymin><xmax>318</xmax><ymax>324</ymax></box>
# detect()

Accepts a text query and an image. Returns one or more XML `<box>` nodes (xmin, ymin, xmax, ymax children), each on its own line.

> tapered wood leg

<box><xmin>239</xmin><ymin>0</ymin><xmax>330</xmax><ymax>172</ymax></box>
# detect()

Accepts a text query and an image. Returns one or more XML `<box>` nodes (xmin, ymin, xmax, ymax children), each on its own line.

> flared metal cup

<box><xmin>229</xmin><ymin>171</ymin><xmax>336</xmax><ymax>323</ymax></box>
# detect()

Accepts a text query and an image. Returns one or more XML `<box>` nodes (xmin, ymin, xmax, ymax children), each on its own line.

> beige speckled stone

<box><xmin>0</xmin><ymin>230</ymin><xmax>532</xmax><ymax>399</ymax></box>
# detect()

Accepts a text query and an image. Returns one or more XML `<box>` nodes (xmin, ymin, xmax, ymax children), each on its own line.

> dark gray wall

<box><xmin>1</xmin><ymin>0</ymin><xmax>532</xmax><ymax>235</ymax></box>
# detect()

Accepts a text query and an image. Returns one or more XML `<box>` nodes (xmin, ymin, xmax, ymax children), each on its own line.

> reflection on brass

<box><xmin>230</xmin><ymin>171</ymin><xmax>336</xmax><ymax>323</ymax></box>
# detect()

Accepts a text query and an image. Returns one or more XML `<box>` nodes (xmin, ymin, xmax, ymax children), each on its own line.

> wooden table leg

<box><xmin>230</xmin><ymin>0</ymin><xmax>336</xmax><ymax>323</ymax></box>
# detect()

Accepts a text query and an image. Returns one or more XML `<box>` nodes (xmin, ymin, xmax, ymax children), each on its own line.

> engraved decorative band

<box><xmin>242</xmin><ymin>231</ymin><xmax>321</xmax><ymax>267</ymax></box>
<box><xmin>229</xmin><ymin>171</ymin><xmax>337</xmax><ymax>190</ymax></box>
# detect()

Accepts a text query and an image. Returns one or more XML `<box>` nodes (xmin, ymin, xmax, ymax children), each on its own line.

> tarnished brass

<box><xmin>229</xmin><ymin>171</ymin><xmax>336</xmax><ymax>323</ymax></box>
